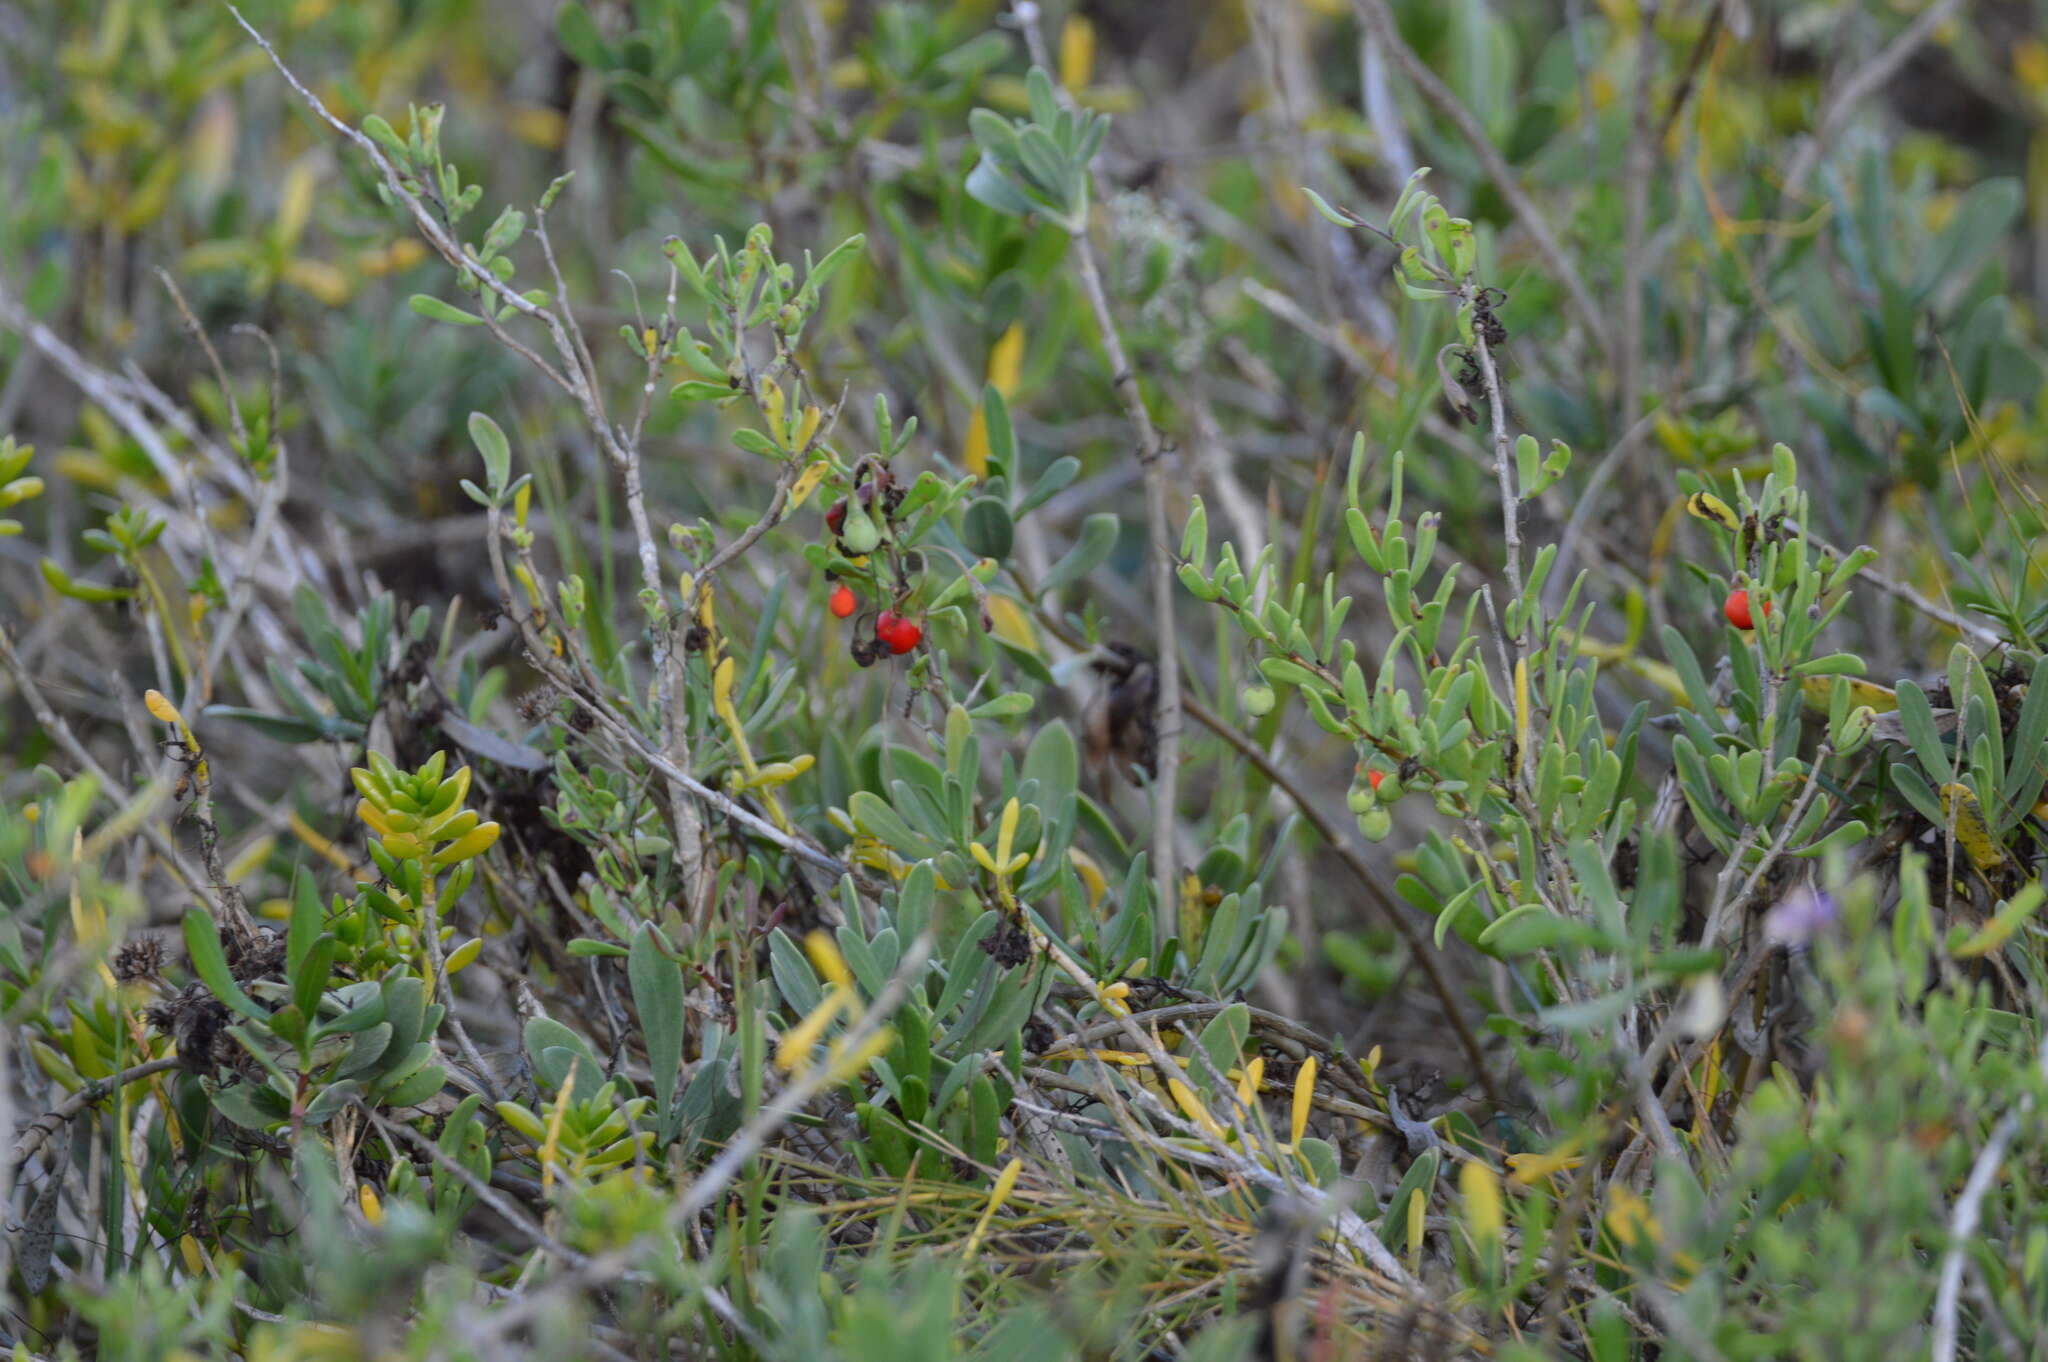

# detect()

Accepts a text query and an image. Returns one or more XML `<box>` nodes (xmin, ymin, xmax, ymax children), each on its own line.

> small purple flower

<box><xmin>1764</xmin><ymin>887</ymin><xmax>1839</xmax><ymax>947</ymax></box>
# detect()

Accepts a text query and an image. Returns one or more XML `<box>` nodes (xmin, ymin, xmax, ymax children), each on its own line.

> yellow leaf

<box><xmin>1460</xmin><ymin>1158</ymin><xmax>1505</xmax><ymax>1246</ymax></box>
<box><xmin>1953</xmin><ymin>882</ymin><xmax>2043</xmax><ymax>958</ymax></box>
<box><xmin>430</xmin><ymin>820</ymin><xmax>501</xmax><ymax>869</ymax></box>
<box><xmin>1684</xmin><ymin>490</ymin><xmax>1741</xmax><ymax>532</ymax></box>
<box><xmin>712</xmin><ymin>655</ymin><xmax>740</xmax><ymax>726</ymax></box>
<box><xmin>1042</xmin><ymin>1047</ymin><xmax>1147</xmax><ymax>1065</ymax></box>
<box><xmin>1506</xmin><ymin>1147</ymin><xmax>1586</xmax><ymax>1184</ymax></box>
<box><xmin>775</xmin><ymin>988</ymin><xmax>852</xmax><ymax>1072</ymax></box>
<box><xmin>804</xmin><ymin>929</ymin><xmax>854</xmax><ymax>991</ymax></box>
<box><xmin>963</xmin><ymin>405</ymin><xmax>992</xmax><ymax>478</ymax></box>
<box><xmin>1235</xmin><ymin>1056</ymin><xmax>1264</xmax><ymax>1109</ymax></box>
<box><xmin>358</xmin><ymin>1185</ymin><xmax>384</xmax><ymax>1226</ymax></box>
<box><xmin>1798</xmin><ymin>674</ymin><xmax>1899</xmax><ymax>714</ymax></box>
<box><xmin>225</xmin><ymin>835</ymin><xmax>277</xmax><ymax>885</ymax></box>
<box><xmin>825</xmin><ymin>1025</ymin><xmax>894</xmax><ymax>1082</ymax></box>
<box><xmin>1058</xmin><ymin>16</ymin><xmax>1096</xmax><ymax>91</ymax></box>
<box><xmin>1290</xmin><ymin>1055</ymin><xmax>1317</xmax><ymax>1147</ymax></box>
<box><xmin>794</xmin><ymin>405</ymin><xmax>823</xmax><ymax>451</ymax></box>
<box><xmin>985</xmin><ymin>594</ymin><xmax>1038</xmax><ymax>651</ymax></box>
<box><xmin>987</xmin><ymin>322</ymin><xmax>1025</xmax><ymax>397</ymax></box>
<box><xmin>996</xmin><ymin>796</ymin><xmax>1020</xmax><ymax>869</ymax></box>
<box><xmin>789</xmin><ymin>460</ymin><xmax>829</xmax><ymax>509</ymax></box>
<box><xmin>282</xmin><ymin>258</ymin><xmax>352</xmax><ymax>307</ymax></box>
<box><xmin>1067</xmin><ymin>847</ymin><xmax>1108</xmax><ymax>908</ymax></box>
<box><xmin>1167</xmin><ymin>1078</ymin><xmax>1228</xmax><ymax>1142</ymax></box>
<box><xmin>275</xmin><ymin>160</ymin><xmax>317</xmax><ymax>251</ymax></box>
<box><xmin>143</xmin><ymin>688</ymin><xmax>183</xmax><ymax>726</ymax></box>
<box><xmin>1513</xmin><ymin>657</ymin><xmax>1531</xmax><ymax>768</ymax></box>
<box><xmin>1406</xmin><ymin>1180</ymin><xmax>1427</xmax><ymax>1265</ymax></box>
<box><xmin>506</xmin><ymin>103</ymin><xmax>566</xmax><ymax>149</ymax></box>
<box><xmin>1605</xmin><ymin>1183</ymin><xmax>1661</xmax><ymax>1248</ymax></box>
<box><xmin>965</xmin><ymin>1156</ymin><xmax>1024</xmax><ymax>1256</ymax></box>
<box><xmin>540</xmin><ymin>1074</ymin><xmax>575</xmax><ymax>1192</ymax></box>
<box><xmin>1938</xmin><ymin>783</ymin><xmax>2006</xmax><ymax>872</ymax></box>
<box><xmin>187</xmin><ymin>95</ymin><xmax>236</xmax><ymax>201</ymax></box>
<box><xmin>355</xmin><ymin>800</ymin><xmax>396</xmax><ymax>839</ymax></box>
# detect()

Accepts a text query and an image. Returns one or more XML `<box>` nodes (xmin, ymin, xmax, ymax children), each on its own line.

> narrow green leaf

<box><xmin>409</xmin><ymin>294</ymin><xmax>484</xmax><ymax>326</ymax></box>
<box><xmin>467</xmin><ymin>412</ymin><xmax>511</xmax><ymax>493</ymax></box>
<box><xmin>630</xmin><ymin>923</ymin><xmax>686</xmax><ymax>1139</ymax></box>
<box><xmin>183</xmin><ymin>909</ymin><xmax>265</xmax><ymax>1021</ymax></box>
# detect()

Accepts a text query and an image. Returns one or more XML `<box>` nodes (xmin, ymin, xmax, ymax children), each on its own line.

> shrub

<box><xmin>3</xmin><ymin>2</ymin><xmax>2046</xmax><ymax>1358</ymax></box>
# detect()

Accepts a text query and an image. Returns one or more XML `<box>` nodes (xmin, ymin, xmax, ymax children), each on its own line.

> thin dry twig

<box><xmin>1931</xmin><ymin>1029</ymin><xmax>2048</xmax><ymax>1362</ymax></box>
<box><xmin>6</xmin><ymin>1056</ymin><xmax>182</xmax><ymax>1180</ymax></box>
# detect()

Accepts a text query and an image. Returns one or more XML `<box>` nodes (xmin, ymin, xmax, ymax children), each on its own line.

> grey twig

<box><xmin>6</xmin><ymin>1057</ymin><xmax>182</xmax><ymax>1180</ymax></box>
<box><xmin>1932</xmin><ymin>1030</ymin><xmax>2048</xmax><ymax>1362</ymax></box>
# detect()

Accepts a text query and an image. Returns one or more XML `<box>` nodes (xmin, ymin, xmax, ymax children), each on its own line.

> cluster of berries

<box><xmin>822</xmin><ymin>479</ymin><xmax>922</xmax><ymax>665</ymax></box>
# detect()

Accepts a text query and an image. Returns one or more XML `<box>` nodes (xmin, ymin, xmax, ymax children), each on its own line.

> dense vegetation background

<box><xmin>4</xmin><ymin>0</ymin><xmax>2048</xmax><ymax>1357</ymax></box>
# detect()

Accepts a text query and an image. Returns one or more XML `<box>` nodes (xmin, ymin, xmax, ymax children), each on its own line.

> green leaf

<box><xmin>1023</xmin><ymin>720</ymin><xmax>1080</xmax><ymax>805</ymax></box>
<box><xmin>1379</xmin><ymin>1150</ymin><xmax>1439</xmax><ymax>1247</ymax></box>
<box><xmin>379</xmin><ymin>1063</ymin><xmax>449</xmax><ymax>1109</ymax></box>
<box><xmin>671</xmin><ymin>379</ymin><xmax>736</xmax><ymax>402</ymax></box>
<box><xmin>1895</xmin><ymin>679</ymin><xmax>1953</xmax><ymax>785</ymax></box>
<box><xmin>630</xmin><ymin>923</ymin><xmax>686</xmax><ymax>1139</ymax></box>
<box><xmin>361</xmin><ymin>115</ymin><xmax>410</xmax><ymax>163</ymax></box>
<box><xmin>1913</xmin><ymin>177</ymin><xmax>2021</xmax><ymax>300</ymax></box>
<box><xmin>962</xmin><ymin>496</ymin><xmax>1015</xmax><ymax>562</ymax></box>
<box><xmin>849</xmin><ymin>790</ymin><xmax>939</xmax><ymax>858</ymax></box>
<box><xmin>467</xmin><ymin>412</ymin><xmax>511</xmax><ymax>494</ymax></box>
<box><xmin>408</xmin><ymin>294</ymin><xmax>484</xmax><ymax>326</ymax></box>
<box><xmin>1040</xmin><ymin>513</ymin><xmax>1120</xmax><ymax>595</ymax></box>
<box><xmin>1016</xmin><ymin>456</ymin><xmax>1079</xmax><ymax>517</ymax></box>
<box><xmin>1539</xmin><ymin>981</ymin><xmax>1653</xmax><ymax>1032</ymax></box>
<box><xmin>39</xmin><ymin>558</ymin><xmax>133</xmax><ymax>602</ymax></box>
<box><xmin>1195</xmin><ymin>1003</ymin><xmax>1250</xmax><ymax>1095</ymax></box>
<box><xmin>291</xmin><ymin>934</ymin><xmax>337</xmax><ymax>1021</ymax></box>
<box><xmin>212</xmin><ymin>1081</ymin><xmax>288</xmax><ymax>1131</ymax></box>
<box><xmin>182</xmin><ymin>909</ymin><xmax>265</xmax><ymax>1021</ymax></box>
<box><xmin>197</xmin><ymin>706</ymin><xmax>332</xmax><ymax>744</ymax></box>
<box><xmin>968</xmin><ymin>692</ymin><xmax>1033</xmax><ymax>720</ymax></box>
<box><xmin>1301</xmin><ymin>187</ymin><xmax>1358</xmax><ymax>228</ymax></box>
<box><xmin>965</xmin><ymin>158</ymin><xmax>1040</xmax><ymax>220</ymax></box>
<box><xmin>555</xmin><ymin>2</ymin><xmax>614</xmax><ymax>68</ymax></box>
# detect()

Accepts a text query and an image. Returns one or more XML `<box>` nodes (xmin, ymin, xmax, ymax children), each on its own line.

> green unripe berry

<box><xmin>838</xmin><ymin>498</ymin><xmax>882</xmax><ymax>554</ymax></box>
<box><xmin>1241</xmin><ymin>683</ymin><xmax>1276</xmax><ymax>717</ymax></box>
<box><xmin>1355</xmin><ymin>806</ymin><xmax>1392</xmax><ymax>842</ymax></box>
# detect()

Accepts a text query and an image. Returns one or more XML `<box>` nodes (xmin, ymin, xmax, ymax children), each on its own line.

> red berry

<box><xmin>828</xmin><ymin>583</ymin><xmax>857</xmax><ymax>619</ymax></box>
<box><xmin>826</xmin><ymin>499</ymin><xmax>847</xmax><ymax>535</ymax></box>
<box><xmin>875</xmin><ymin>610</ymin><xmax>922</xmax><ymax>655</ymax></box>
<box><xmin>1724</xmin><ymin>588</ymin><xmax>1770</xmax><ymax>631</ymax></box>
<box><xmin>1367</xmin><ymin>769</ymin><xmax>1385</xmax><ymax>793</ymax></box>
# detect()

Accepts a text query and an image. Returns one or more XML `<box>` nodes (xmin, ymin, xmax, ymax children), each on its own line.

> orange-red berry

<box><xmin>876</xmin><ymin>610</ymin><xmax>923</xmax><ymax>655</ymax></box>
<box><xmin>828</xmin><ymin>583</ymin><xmax>857</xmax><ymax>619</ymax></box>
<box><xmin>1724</xmin><ymin>588</ymin><xmax>1770</xmax><ymax>631</ymax></box>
